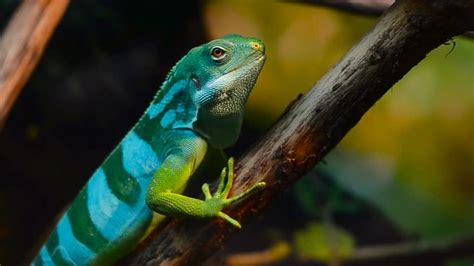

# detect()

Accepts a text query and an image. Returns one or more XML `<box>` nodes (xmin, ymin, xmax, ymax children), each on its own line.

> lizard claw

<box><xmin>201</xmin><ymin>157</ymin><xmax>266</xmax><ymax>228</ymax></box>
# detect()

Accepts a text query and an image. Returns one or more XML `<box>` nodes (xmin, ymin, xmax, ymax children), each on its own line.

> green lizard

<box><xmin>32</xmin><ymin>34</ymin><xmax>266</xmax><ymax>265</ymax></box>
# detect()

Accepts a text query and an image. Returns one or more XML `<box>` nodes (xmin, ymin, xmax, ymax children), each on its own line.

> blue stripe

<box><xmin>56</xmin><ymin>215</ymin><xmax>95</xmax><ymax>263</ymax></box>
<box><xmin>87</xmin><ymin>167</ymin><xmax>153</xmax><ymax>241</ymax></box>
<box><xmin>122</xmin><ymin>131</ymin><xmax>160</xmax><ymax>180</ymax></box>
<box><xmin>86</xmin><ymin>131</ymin><xmax>162</xmax><ymax>244</ymax></box>
<box><xmin>176</xmin><ymin>103</ymin><xmax>185</xmax><ymax>113</ymax></box>
<box><xmin>147</xmin><ymin>80</ymin><xmax>187</xmax><ymax>119</ymax></box>
<box><xmin>160</xmin><ymin>110</ymin><xmax>176</xmax><ymax>128</ymax></box>
<box><xmin>50</xmin><ymin>246</ymin><xmax>75</xmax><ymax>266</ymax></box>
<box><xmin>39</xmin><ymin>247</ymin><xmax>53</xmax><ymax>265</ymax></box>
<box><xmin>87</xmin><ymin>168</ymin><xmax>121</xmax><ymax>239</ymax></box>
<box><xmin>87</xmin><ymin>168</ymin><xmax>154</xmax><ymax>249</ymax></box>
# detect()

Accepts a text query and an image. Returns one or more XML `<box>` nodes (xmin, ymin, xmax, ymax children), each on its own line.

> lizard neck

<box><xmin>142</xmin><ymin>79</ymin><xmax>198</xmax><ymax>132</ymax></box>
<box><xmin>140</xmin><ymin>78</ymin><xmax>244</xmax><ymax>150</ymax></box>
<box><xmin>193</xmin><ymin>110</ymin><xmax>242</xmax><ymax>149</ymax></box>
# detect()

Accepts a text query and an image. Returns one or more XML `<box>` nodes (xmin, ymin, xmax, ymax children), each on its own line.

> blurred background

<box><xmin>0</xmin><ymin>0</ymin><xmax>473</xmax><ymax>265</ymax></box>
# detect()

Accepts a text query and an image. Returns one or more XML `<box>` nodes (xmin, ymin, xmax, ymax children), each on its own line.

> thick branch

<box><xmin>0</xmin><ymin>0</ymin><xmax>69</xmax><ymax>129</ymax></box>
<box><xmin>123</xmin><ymin>0</ymin><xmax>474</xmax><ymax>264</ymax></box>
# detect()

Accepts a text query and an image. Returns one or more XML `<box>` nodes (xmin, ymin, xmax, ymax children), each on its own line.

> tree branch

<box><xmin>122</xmin><ymin>0</ymin><xmax>474</xmax><ymax>264</ymax></box>
<box><xmin>348</xmin><ymin>235</ymin><xmax>474</xmax><ymax>265</ymax></box>
<box><xmin>224</xmin><ymin>235</ymin><xmax>474</xmax><ymax>265</ymax></box>
<box><xmin>292</xmin><ymin>0</ymin><xmax>474</xmax><ymax>40</ymax></box>
<box><xmin>0</xmin><ymin>0</ymin><xmax>69</xmax><ymax>129</ymax></box>
<box><xmin>296</xmin><ymin>0</ymin><xmax>394</xmax><ymax>16</ymax></box>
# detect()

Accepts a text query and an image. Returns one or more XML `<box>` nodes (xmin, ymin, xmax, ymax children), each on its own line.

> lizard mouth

<box><xmin>224</xmin><ymin>55</ymin><xmax>265</xmax><ymax>76</ymax></box>
<box><xmin>194</xmin><ymin>54</ymin><xmax>266</xmax><ymax>118</ymax></box>
<box><xmin>205</xmin><ymin>55</ymin><xmax>266</xmax><ymax>89</ymax></box>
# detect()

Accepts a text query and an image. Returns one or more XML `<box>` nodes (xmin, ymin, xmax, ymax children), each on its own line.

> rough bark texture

<box><xmin>0</xmin><ymin>0</ymin><xmax>69</xmax><ymax>128</ymax></box>
<box><xmin>123</xmin><ymin>0</ymin><xmax>474</xmax><ymax>264</ymax></box>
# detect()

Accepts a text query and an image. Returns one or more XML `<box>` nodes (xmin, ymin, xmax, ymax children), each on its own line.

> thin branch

<box><xmin>122</xmin><ymin>0</ymin><xmax>474</xmax><ymax>264</ymax></box>
<box><xmin>294</xmin><ymin>0</ymin><xmax>394</xmax><ymax>16</ymax></box>
<box><xmin>224</xmin><ymin>235</ymin><xmax>474</xmax><ymax>265</ymax></box>
<box><xmin>463</xmin><ymin>31</ymin><xmax>474</xmax><ymax>38</ymax></box>
<box><xmin>225</xmin><ymin>241</ymin><xmax>292</xmax><ymax>266</ymax></box>
<box><xmin>0</xmin><ymin>0</ymin><xmax>69</xmax><ymax>129</ymax></box>
<box><xmin>291</xmin><ymin>0</ymin><xmax>474</xmax><ymax>40</ymax></box>
<box><xmin>349</xmin><ymin>235</ymin><xmax>474</xmax><ymax>265</ymax></box>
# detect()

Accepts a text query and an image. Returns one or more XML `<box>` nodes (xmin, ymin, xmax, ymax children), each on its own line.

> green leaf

<box><xmin>294</xmin><ymin>222</ymin><xmax>355</xmax><ymax>262</ymax></box>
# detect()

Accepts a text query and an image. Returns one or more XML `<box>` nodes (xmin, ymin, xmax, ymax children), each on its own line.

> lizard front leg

<box><xmin>145</xmin><ymin>138</ymin><xmax>265</xmax><ymax>228</ymax></box>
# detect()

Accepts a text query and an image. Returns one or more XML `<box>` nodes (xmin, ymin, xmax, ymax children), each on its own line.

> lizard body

<box><xmin>32</xmin><ymin>34</ymin><xmax>266</xmax><ymax>265</ymax></box>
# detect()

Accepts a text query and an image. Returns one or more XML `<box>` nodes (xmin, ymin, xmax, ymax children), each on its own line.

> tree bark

<box><xmin>122</xmin><ymin>0</ymin><xmax>474</xmax><ymax>264</ymax></box>
<box><xmin>0</xmin><ymin>0</ymin><xmax>69</xmax><ymax>129</ymax></box>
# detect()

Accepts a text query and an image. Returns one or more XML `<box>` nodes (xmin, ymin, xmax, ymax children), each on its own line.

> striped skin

<box><xmin>33</xmin><ymin>81</ymin><xmax>199</xmax><ymax>265</ymax></box>
<box><xmin>33</xmin><ymin>35</ymin><xmax>266</xmax><ymax>265</ymax></box>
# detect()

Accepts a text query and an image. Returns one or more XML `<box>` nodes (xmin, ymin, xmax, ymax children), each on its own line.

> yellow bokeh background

<box><xmin>204</xmin><ymin>0</ymin><xmax>474</xmax><ymax>237</ymax></box>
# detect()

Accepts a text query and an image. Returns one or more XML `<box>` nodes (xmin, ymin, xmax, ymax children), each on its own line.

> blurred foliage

<box><xmin>295</xmin><ymin>222</ymin><xmax>355</xmax><ymax>262</ymax></box>
<box><xmin>321</xmin><ymin>150</ymin><xmax>474</xmax><ymax>240</ymax></box>
<box><xmin>204</xmin><ymin>0</ymin><xmax>474</xmax><ymax>243</ymax></box>
<box><xmin>205</xmin><ymin>0</ymin><xmax>375</xmax><ymax>126</ymax></box>
<box><xmin>294</xmin><ymin>170</ymin><xmax>360</xmax><ymax>219</ymax></box>
<box><xmin>225</xmin><ymin>241</ymin><xmax>291</xmax><ymax>266</ymax></box>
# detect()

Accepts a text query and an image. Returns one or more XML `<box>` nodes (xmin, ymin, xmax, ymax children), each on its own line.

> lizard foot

<box><xmin>201</xmin><ymin>157</ymin><xmax>266</xmax><ymax>228</ymax></box>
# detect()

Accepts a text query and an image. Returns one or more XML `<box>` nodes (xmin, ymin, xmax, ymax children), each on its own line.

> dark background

<box><xmin>1</xmin><ymin>1</ymin><xmax>473</xmax><ymax>266</ymax></box>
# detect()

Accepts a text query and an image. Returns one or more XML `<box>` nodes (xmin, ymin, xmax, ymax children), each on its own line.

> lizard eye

<box><xmin>210</xmin><ymin>46</ymin><xmax>226</xmax><ymax>61</ymax></box>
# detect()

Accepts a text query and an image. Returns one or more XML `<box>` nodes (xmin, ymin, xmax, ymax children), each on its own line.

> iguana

<box><xmin>33</xmin><ymin>34</ymin><xmax>266</xmax><ymax>265</ymax></box>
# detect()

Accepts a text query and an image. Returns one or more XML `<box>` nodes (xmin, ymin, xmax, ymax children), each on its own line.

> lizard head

<box><xmin>187</xmin><ymin>34</ymin><xmax>266</xmax><ymax>117</ymax></box>
<box><xmin>176</xmin><ymin>34</ymin><xmax>266</xmax><ymax>147</ymax></box>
